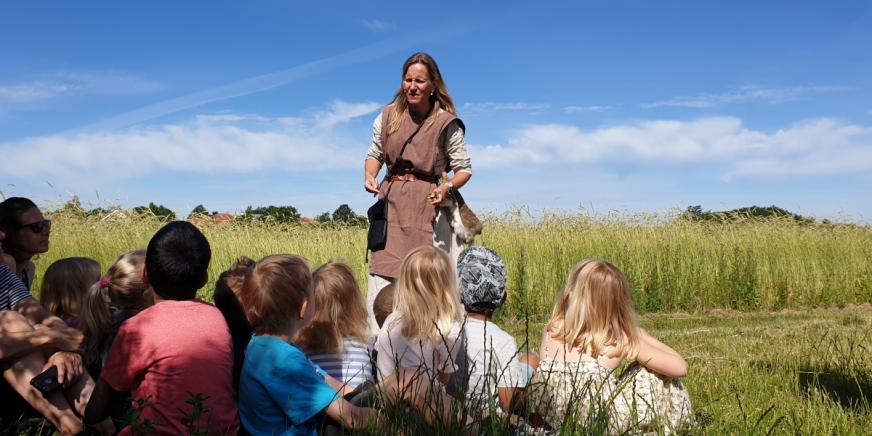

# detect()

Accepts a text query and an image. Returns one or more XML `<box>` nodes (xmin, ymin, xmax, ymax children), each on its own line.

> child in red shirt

<box><xmin>85</xmin><ymin>221</ymin><xmax>238</xmax><ymax>435</ymax></box>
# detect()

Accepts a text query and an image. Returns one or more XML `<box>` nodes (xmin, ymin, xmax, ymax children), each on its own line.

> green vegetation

<box><xmin>36</xmin><ymin>210</ymin><xmax>872</xmax><ymax>317</ymax></box>
<box><xmin>28</xmin><ymin>210</ymin><xmax>872</xmax><ymax>434</ymax></box>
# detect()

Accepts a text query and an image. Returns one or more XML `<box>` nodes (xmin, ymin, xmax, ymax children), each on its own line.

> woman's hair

<box><xmin>387</xmin><ymin>52</ymin><xmax>456</xmax><ymax>135</ymax></box>
<box><xmin>295</xmin><ymin>260</ymin><xmax>370</xmax><ymax>353</ymax></box>
<box><xmin>545</xmin><ymin>259</ymin><xmax>640</xmax><ymax>359</ymax></box>
<box><xmin>39</xmin><ymin>257</ymin><xmax>102</xmax><ymax>320</ymax></box>
<box><xmin>393</xmin><ymin>245</ymin><xmax>462</xmax><ymax>341</ymax></box>
<box><xmin>80</xmin><ymin>249</ymin><xmax>153</xmax><ymax>357</ymax></box>
<box><xmin>240</xmin><ymin>254</ymin><xmax>312</xmax><ymax>335</ymax></box>
<box><xmin>0</xmin><ymin>197</ymin><xmax>37</xmax><ymax>234</ymax></box>
<box><xmin>0</xmin><ymin>197</ymin><xmax>39</xmax><ymax>256</ymax></box>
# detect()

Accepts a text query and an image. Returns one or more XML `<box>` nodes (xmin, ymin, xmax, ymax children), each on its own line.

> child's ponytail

<box><xmin>81</xmin><ymin>280</ymin><xmax>111</xmax><ymax>363</ymax></box>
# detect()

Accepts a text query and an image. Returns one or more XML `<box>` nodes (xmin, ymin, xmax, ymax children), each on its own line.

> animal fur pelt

<box><xmin>441</xmin><ymin>192</ymin><xmax>483</xmax><ymax>244</ymax></box>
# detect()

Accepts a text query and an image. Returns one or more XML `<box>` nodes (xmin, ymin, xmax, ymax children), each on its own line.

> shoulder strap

<box><xmin>383</xmin><ymin>116</ymin><xmax>427</xmax><ymax>199</ymax></box>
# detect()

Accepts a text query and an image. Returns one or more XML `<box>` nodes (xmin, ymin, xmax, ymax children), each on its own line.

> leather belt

<box><xmin>388</xmin><ymin>172</ymin><xmax>438</xmax><ymax>184</ymax></box>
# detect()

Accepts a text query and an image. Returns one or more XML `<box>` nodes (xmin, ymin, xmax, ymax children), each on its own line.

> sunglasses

<box><xmin>18</xmin><ymin>219</ymin><xmax>52</xmax><ymax>234</ymax></box>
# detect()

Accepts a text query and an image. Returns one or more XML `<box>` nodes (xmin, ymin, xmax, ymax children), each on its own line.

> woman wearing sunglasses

<box><xmin>0</xmin><ymin>197</ymin><xmax>52</xmax><ymax>291</ymax></box>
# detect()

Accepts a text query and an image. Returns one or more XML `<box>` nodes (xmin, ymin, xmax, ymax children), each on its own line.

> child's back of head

<box><xmin>80</xmin><ymin>249</ymin><xmax>152</xmax><ymax>371</ymax></box>
<box><xmin>295</xmin><ymin>260</ymin><xmax>369</xmax><ymax>352</ymax></box>
<box><xmin>214</xmin><ymin>256</ymin><xmax>256</xmax><ymax>392</ymax></box>
<box><xmin>372</xmin><ymin>283</ymin><xmax>395</xmax><ymax>329</ymax></box>
<box><xmin>145</xmin><ymin>221</ymin><xmax>211</xmax><ymax>300</ymax></box>
<box><xmin>547</xmin><ymin>259</ymin><xmax>639</xmax><ymax>358</ymax></box>
<box><xmin>40</xmin><ymin>257</ymin><xmax>101</xmax><ymax>325</ymax></box>
<box><xmin>393</xmin><ymin>245</ymin><xmax>462</xmax><ymax>341</ymax></box>
<box><xmin>214</xmin><ymin>256</ymin><xmax>255</xmax><ymax>333</ymax></box>
<box><xmin>457</xmin><ymin>247</ymin><xmax>508</xmax><ymax>317</ymax></box>
<box><xmin>240</xmin><ymin>254</ymin><xmax>312</xmax><ymax>336</ymax></box>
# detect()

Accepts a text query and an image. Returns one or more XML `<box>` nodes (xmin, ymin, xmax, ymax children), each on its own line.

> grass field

<box><xmin>29</xmin><ymin>212</ymin><xmax>872</xmax><ymax>434</ymax></box>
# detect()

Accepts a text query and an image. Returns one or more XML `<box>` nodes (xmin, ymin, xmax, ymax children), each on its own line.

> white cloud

<box><xmin>468</xmin><ymin>117</ymin><xmax>872</xmax><ymax>178</ymax></box>
<box><xmin>564</xmin><ymin>105</ymin><xmax>618</xmax><ymax>113</ymax></box>
<box><xmin>6</xmin><ymin>106</ymin><xmax>870</xmax><ymax>193</ymax></box>
<box><xmin>0</xmin><ymin>72</ymin><xmax>164</xmax><ymax>106</ymax></box>
<box><xmin>314</xmin><ymin>100</ymin><xmax>380</xmax><ymax>129</ymax></box>
<box><xmin>0</xmin><ymin>101</ymin><xmax>376</xmax><ymax>184</ymax></box>
<box><xmin>641</xmin><ymin>85</ymin><xmax>845</xmax><ymax>109</ymax></box>
<box><xmin>361</xmin><ymin>19</ymin><xmax>397</xmax><ymax>32</ymax></box>
<box><xmin>461</xmin><ymin>102</ymin><xmax>550</xmax><ymax>115</ymax></box>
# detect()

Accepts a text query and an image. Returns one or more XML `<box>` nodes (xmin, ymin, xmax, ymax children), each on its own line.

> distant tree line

<box><xmin>681</xmin><ymin>205</ymin><xmax>814</xmax><ymax>223</ymax></box>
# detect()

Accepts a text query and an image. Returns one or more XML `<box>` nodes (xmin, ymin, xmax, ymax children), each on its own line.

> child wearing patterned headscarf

<box><xmin>454</xmin><ymin>246</ymin><xmax>538</xmax><ymax>414</ymax></box>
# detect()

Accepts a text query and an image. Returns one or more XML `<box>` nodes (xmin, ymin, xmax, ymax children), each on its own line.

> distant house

<box><xmin>300</xmin><ymin>216</ymin><xmax>315</xmax><ymax>223</ymax></box>
<box><xmin>211</xmin><ymin>212</ymin><xmax>235</xmax><ymax>224</ymax></box>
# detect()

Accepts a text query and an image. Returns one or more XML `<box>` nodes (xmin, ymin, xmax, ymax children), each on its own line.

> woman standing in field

<box><xmin>363</xmin><ymin>52</ymin><xmax>472</xmax><ymax>330</ymax></box>
<box><xmin>0</xmin><ymin>197</ymin><xmax>52</xmax><ymax>291</ymax></box>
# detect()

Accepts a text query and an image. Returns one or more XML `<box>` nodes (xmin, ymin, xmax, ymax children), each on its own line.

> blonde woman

<box><xmin>529</xmin><ymin>259</ymin><xmax>692</xmax><ymax>433</ymax></box>
<box><xmin>295</xmin><ymin>260</ymin><xmax>373</xmax><ymax>389</ymax></box>
<box><xmin>374</xmin><ymin>245</ymin><xmax>463</xmax><ymax>385</ymax></box>
<box><xmin>363</xmin><ymin>52</ymin><xmax>473</xmax><ymax>332</ymax></box>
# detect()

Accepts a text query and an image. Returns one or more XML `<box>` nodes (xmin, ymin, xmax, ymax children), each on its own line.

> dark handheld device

<box><xmin>30</xmin><ymin>366</ymin><xmax>62</xmax><ymax>396</ymax></box>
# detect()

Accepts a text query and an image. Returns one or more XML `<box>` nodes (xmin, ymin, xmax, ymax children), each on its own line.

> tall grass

<box><xmin>35</xmin><ymin>210</ymin><xmax>872</xmax><ymax>322</ymax></box>
<box><xmin>24</xmin><ymin>211</ymin><xmax>872</xmax><ymax>434</ymax></box>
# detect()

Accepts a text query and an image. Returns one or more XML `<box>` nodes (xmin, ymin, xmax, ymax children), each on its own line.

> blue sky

<box><xmin>2</xmin><ymin>1</ymin><xmax>871</xmax><ymax>221</ymax></box>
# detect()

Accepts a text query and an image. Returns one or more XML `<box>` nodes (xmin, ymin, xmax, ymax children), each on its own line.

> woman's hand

<box><xmin>427</xmin><ymin>184</ymin><xmax>451</xmax><ymax>205</ymax></box>
<box><xmin>364</xmin><ymin>159</ymin><xmax>382</xmax><ymax>193</ymax></box>
<box><xmin>45</xmin><ymin>351</ymin><xmax>84</xmax><ymax>385</ymax></box>
<box><xmin>364</xmin><ymin>174</ymin><xmax>380</xmax><ymax>193</ymax></box>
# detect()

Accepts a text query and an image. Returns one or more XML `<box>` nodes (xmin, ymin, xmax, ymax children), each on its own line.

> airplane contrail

<box><xmin>74</xmin><ymin>22</ymin><xmax>469</xmax><ymax>133</ymax></box>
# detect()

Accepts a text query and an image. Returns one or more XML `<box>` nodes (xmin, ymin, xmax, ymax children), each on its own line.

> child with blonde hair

<box><xmin>79</xmin><ymin>249</ymin><xmax>153</xmax><ymax>378</ymax></box>
<box><xmin>529</xmin><ymin>259</ymin><xmax>692</xmax><ymax>433</ymax></box>
<box><xmin>375</xmin><ymin>245</ymin><xmax>463</xmax><ymax>385</ymax></box>
<box><xmin>39</xmin><ymin>257</ymin><xmax>101</xmax><ymax>328</ymax></box>
<box><xmin>295</xmin><ymin>260</ymin><xmax>373</xmax><ymax>389</ymax></box>
<box><xmin>238</xmin><ymin>254</ymin><xmax>477</xmax><ymax>435</ymax></box>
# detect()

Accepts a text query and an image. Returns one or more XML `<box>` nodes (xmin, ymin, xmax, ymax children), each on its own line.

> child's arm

<box><xmin>634</xmin><ymin>328</ymin><xmax>687</xmax><ymax>378</ymax></box>
<box><xmin>323</xmin><ymin>373</ymin><xmax>355</xmax><ymax>397</ymax></box>
<box><xmin>498</xmin><ymin>387</ymin><xmax>523</xmax><ymax>412</ymax></box>
<box><xmin>324</xmin><ymin>398</ymin><xmax>378</xmax><ymax>431</ymax></box>
<box><xmin>84</xmin><ymin>378</ymin><xmax>124</xmax><ymax>429</ymax></box>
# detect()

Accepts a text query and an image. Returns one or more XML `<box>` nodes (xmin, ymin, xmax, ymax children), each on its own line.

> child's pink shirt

<box><xmin>102</xmin><ymin>299</ymin><xmax>239</xmax><ymax>435</ymax></box>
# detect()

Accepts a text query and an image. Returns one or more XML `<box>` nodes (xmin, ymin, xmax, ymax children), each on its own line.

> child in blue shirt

<box><xmin>238</xmin><ymin>255</ymin><xmax>376</xmax><ymax>435</ymax></box>
<box><xmin>237</xmin><ymin>254</ymin><xmax>481</xmax><ymax>435</ymax></box>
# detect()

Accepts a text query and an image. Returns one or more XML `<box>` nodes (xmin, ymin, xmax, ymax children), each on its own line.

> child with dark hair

<box><xmin>372</xmin><ymin>283</ymin><xmax>395</xmax><ymax>329</ymax></box>
<box><xmin>455</xmin><ymin>247</ymin><xmax>538</xmax><ymax>414</ymax></box>
<box><xmin>213</xmin><ymin>256</ymin><xmax>256</xmax><ymax>392</ymax></box>
<box><xmin>85</xmin><ymin>221</ymin><xmax>239</xmax><ymax>435</ymax></box>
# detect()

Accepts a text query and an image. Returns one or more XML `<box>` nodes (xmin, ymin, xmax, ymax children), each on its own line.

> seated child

<box><xmin>213</xmin><ymin>256</ymin><xmax>255</xmax><ymax>392</ymax></box>
<box><xmin>79</xmin><ymin>249</ymin><xmax>153</xmax><ymax>379</ymax></box>
<box><xmin>528</xmin><ymin>259</ymin><xmax>692</xmax><ymax>433</ymax></box>
<box><xmin>372</xmin><ymin>283</ymin><xmax>394</xmax><ymax>329</ymax></box>
<box><xmin>39</xmin><ymin>257</ymin><xmax>101</xmax><ymax>329</ymax></box>
<box><xmin>295</xmin><ymin>260</ymin><xmax>373</xmax><ymax>390</ymax></box>
<box><xmin>85</xmin><ymin>221</ymin><xmax>239</xmax><ymax>435</ymax></box>
<box><xmin>237</xmin><ymin>254</ymin><xmax>477</xmax><ymax>435</ymax></box>
<box><xmin>454</xmin><ymin>247</ymin><xmax>538</xmax><ymax>414</ymax></box>
<box><xmin>375</xmin><ymin>245</ymin><xmax>462</xmax><ymax>386</ymax></box>
<box><xmin>238</xmin><ymin>254</ymin><xmax>377</xmax><ymax>435</ymax></box>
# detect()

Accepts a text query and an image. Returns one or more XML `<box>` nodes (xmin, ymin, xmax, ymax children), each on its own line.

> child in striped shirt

<box><xmin>295</xmin><ymin>260</ymin><xmax>373</xmax><ymax>389</ymax></box>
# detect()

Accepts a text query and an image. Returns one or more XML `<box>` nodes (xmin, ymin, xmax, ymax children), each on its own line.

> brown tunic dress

<box><xmin>369</xmin><ymin>107</ymin><xmax>462</xmax><ymax>278</ymax></box>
